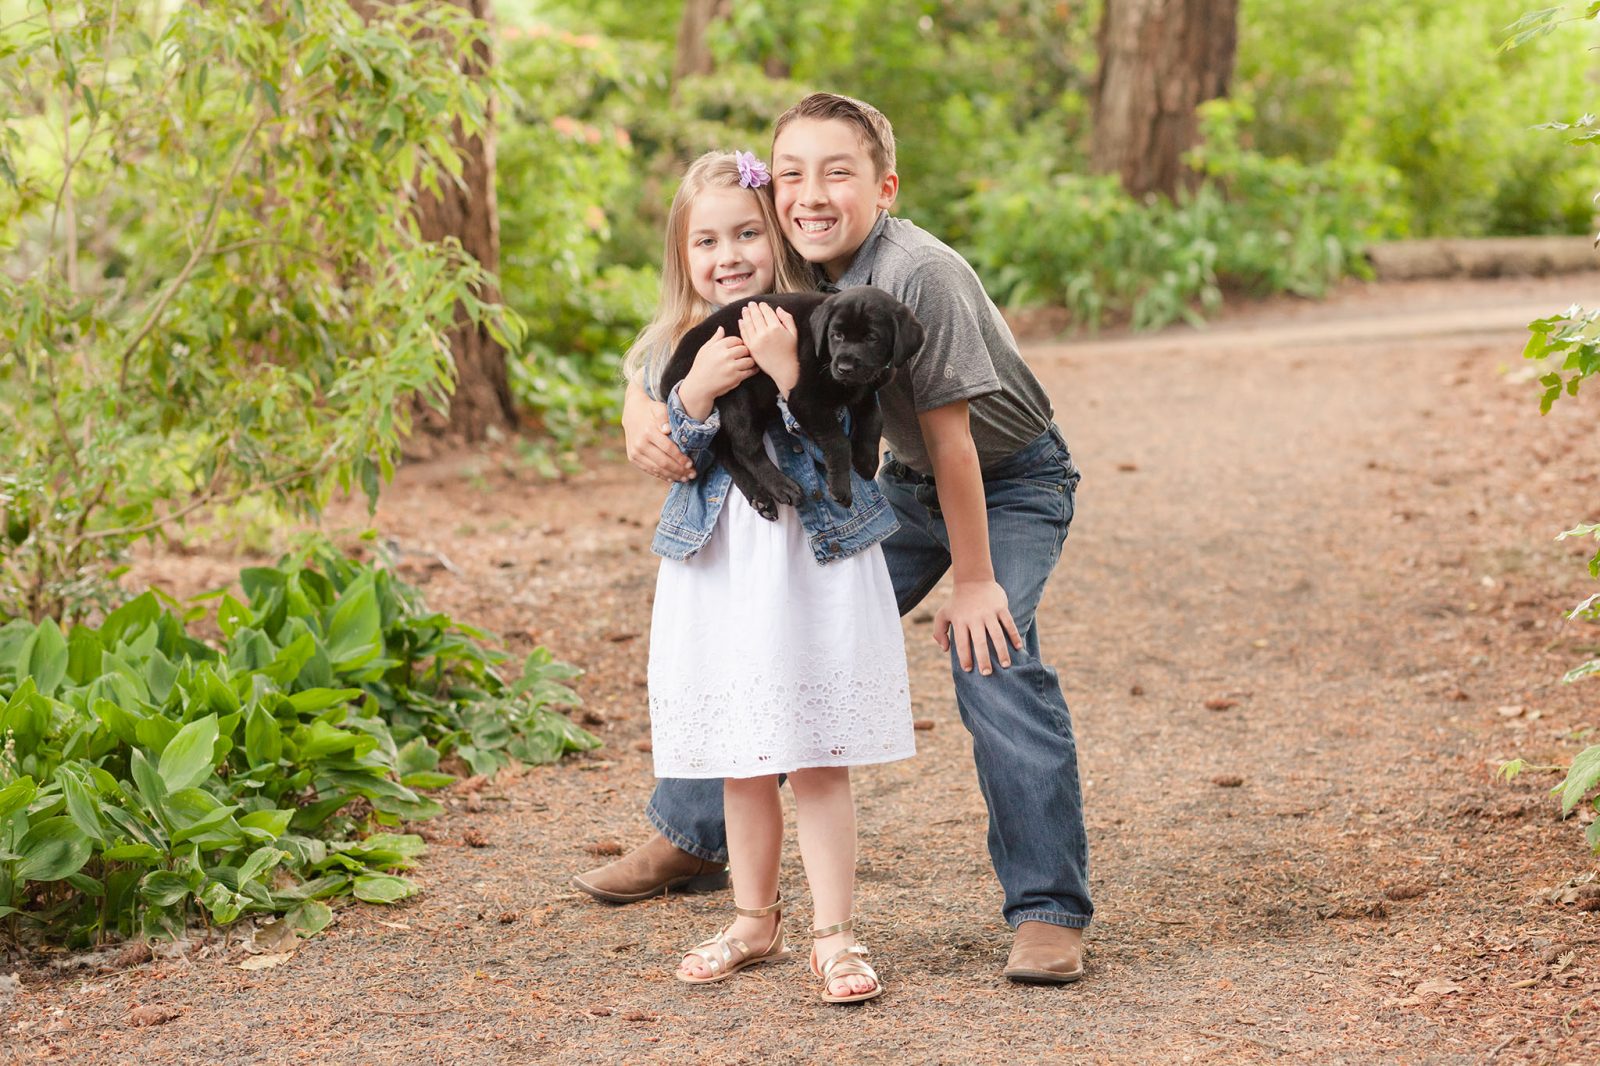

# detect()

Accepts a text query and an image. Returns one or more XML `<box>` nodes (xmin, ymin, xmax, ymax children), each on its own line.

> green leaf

<box><xmin>237</xmin><ymin>846</ymin><xmax>287</xmax><ymax>885</ymax></box>
<box><xmin>244</xmin><ymin>704</ymin><xmax>284</xmax><ymax>767</ymax></box>
<box><xmin>398</xmin><ymin>771</ymin><xmax>455</xmax><ymax>790</ymax></box>
<box><xmin>0</xmin><ymin>777</ymin><xmax>37</xmax><ymax>821</ymax></box>
<box><xmin>129</xmin><ymin>747</ymin><xmax>167</xmax><ymax>810</ymax></box>
<box><xmin>286</xmin><ymin>899</ymin><xmax>333</xmax><ymax>936</ymax></box>
<box><xmin>16</xmin><ymin>817</ymin><xmax>94</xmax><ymax>882</ymax></box>
<box><xmin>352</xmin><ymin>873</ymin><xmax>416</xmax><ymax>904</ymax></box>
<box><xmin>66</xmin><ymin>627</ymin><xmax>104</xmax><ymax>686</ymax></box>
<box><xmin>19</xmin><ymin>618</ymin><xmax>68</xmax><ymax>696</ymax></box>
<box><xmin>1557</xmin><ymin>745</ymin><xmax>1600</xmax><ymax>813</ymax></box>
<box><xmin>238</xmin><ymin>808</ymin><xmax>293</xmax><ymax>838</ymax></box>
<box><xmin>157</xmin><ymin>714</ymin><xmax>220</xmax><ymax>792</ymax></box>
<box><xmin>100</xmin><ymin>842</ymin><xmax>165</xmax><ymax>863</ymax></box>
<box><xmin>101</xmin><ymin>592</ymin><xmax>160</xmax><ymax>647</ymax></box>
<box><xmin>286</xmin><ymin>688</ymin><xmax>361</xmax><ymax>716</ymax></box>
<box><xmin>324</xmin><ymin>575</ymin><xmax>382</xmax><ymax>671</ymax></box>
<box><xmin>58</xmin><ymin>766</ymin><xmax>105</xmax><ymax>842</ymax></box>
<box><xmin>140</xmin><ymin>869</ymin><xmax>195</xmax><ymax>907</ymax></box>
<box><xmin>91</xmin><ymin>697</ymin><xmax>144</xmax><ymax>746</ymax></box>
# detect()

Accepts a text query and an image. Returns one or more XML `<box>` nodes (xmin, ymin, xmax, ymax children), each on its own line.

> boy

<box><xmin>581</xmin><ymin>93</ymin><xmax>1090</xmax><ymax>984</ymax></box>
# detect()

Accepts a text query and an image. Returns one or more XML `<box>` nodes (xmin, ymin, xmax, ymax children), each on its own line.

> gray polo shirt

<box><xmin>828</xmin><ymin>211</ymin><xmax>1054</xmax><ymax>475</ymax></box>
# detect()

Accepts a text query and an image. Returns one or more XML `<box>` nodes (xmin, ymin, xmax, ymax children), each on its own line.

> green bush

<box><xmin>0</xmin><ymin>0</ymin><xmax>518</xmax><ymax>623</ymax></box>
<box><xmin>496</xmin><ymin>24</ymin><xmax>656</xmax><ymax>445</ymax></box>
<box><xmin>1239</xmin><ymin>0</ymin><xmax>1600</xmax><ymax>236</ymax></box>
<box><xmin>958</xmin><ymin>101</ymin><xmax>1398</xmax><ymax>331</ymax></box>
<box><xmin>0</xmin><ymin>550</ymin><xmax>597</xmax><ymax>946</ymax></box>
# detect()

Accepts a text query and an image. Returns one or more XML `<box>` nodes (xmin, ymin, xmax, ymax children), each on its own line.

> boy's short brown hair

<box><xmin>772</xmin><ymin>92</ymin><xmax>896</xmax><ymax>178</ymax></box>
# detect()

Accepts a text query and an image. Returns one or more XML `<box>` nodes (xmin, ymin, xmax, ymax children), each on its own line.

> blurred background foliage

<box><xmin>501</xmin><ymin>0</ymin><xmax>1600</xmax><ymax>440</ymax></box>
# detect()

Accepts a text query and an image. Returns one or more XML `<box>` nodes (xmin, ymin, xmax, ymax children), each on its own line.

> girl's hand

<box><xmin>622</xmin><ymin>379</ymin><xmax>694</xmax><ymax>483</ymax></box>
<box><xmin>739</xmin><ymin>303</ymin><xmax>800</xmax><ymax>396</ymax></box>
<box><xmin>680</xmin><ymin>326</ymin><xmax>757</xmax><ymax>421</ymax></box>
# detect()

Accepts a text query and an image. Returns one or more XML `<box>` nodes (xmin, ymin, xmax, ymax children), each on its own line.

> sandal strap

<box><xmin>734</xmin><ymin>896</ymin><xmax>783</xmax><ymax>919</ymax></box>
<box><xmin>685</xmin><ymin>929</ymin><xmax>753</xmax><ymax>975</ymax></box>
<box><xmin>811</xmin><ymin>915</ymin><xmax>854</xmax><ymax>937</ymax></box>
<box><xmin>817</xmin><ymin>944</ymin><xmax>876</xmax><ymax>982</ymax></box>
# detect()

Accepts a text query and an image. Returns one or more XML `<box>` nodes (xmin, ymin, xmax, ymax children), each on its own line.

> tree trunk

<box><xmin>1090</xmin><ymin>0</ymin><xmax>1239</xmax><ymax>200</ymax></box>
<box><xmin>411</xmin><ymin>0</ymin><xmax>516</xmax><ymax>444</ymax></box>
<box><xmin>673</xmin><ymin>0</ymin><xmax>732</xmax><ymax>84</ymax></box>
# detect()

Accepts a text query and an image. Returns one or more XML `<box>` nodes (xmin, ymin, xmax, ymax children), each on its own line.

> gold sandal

<box><xmin>676</xmin><ymin>897</ymin><xmax>789</xmax><ymax>984</ymax></box>
<box><xmin>810</xmin><ymin>916</ymin><xmax>883</xmax><ymax>1004</ymax></box>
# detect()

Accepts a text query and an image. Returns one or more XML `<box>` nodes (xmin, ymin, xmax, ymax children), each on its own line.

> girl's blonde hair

<box><xmin>623</xmin><ymin>150</ymin><xmax>812</xmax><ymax>392</ymax></box>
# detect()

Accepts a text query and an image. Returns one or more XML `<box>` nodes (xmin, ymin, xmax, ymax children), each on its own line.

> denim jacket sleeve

<box><xmin>665</xmin><ymin>381</ymin><xmax>723</xmax><ymax>471</ymax></box>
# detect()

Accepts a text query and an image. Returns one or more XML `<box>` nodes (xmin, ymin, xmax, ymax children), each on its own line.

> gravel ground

<box><xmin>5</xmin><ymin>273</ymin><xmax>1600</xmax><ymax>1065</ymax></box>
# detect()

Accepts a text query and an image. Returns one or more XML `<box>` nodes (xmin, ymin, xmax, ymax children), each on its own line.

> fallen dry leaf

<box><xmin>585</xmin><ymin>840</ymin><xmax>623</xmax><ymax>857</ymax></box>
<box><xmin>463</xmin><ymin>828</ymin><xmax>489</xmax><ymax>848</ymax></box>
<box><xmin>1212</xmin><ymin>775</ymin><xmax>1244</xmax><ymax>788</ymax></box>
<box><xmin>913</xmin><ymin>718</ymin><xmax>935</xmax><ymax>731</ymax></box>
<box><xmin>633</xmin><ymin>739</ymin><xmax>653</xmax><ymax>752</ymax></box>
<box><xmin>1204</xmin><ymin>698</ymin><xmax>1238</xmax><ymax>711</ymax></box>
<box><xmin>1414</xmin><ymin>978</ymin><xmax>1462</xmax><ymax>997</ymax></box>
<box><xmin>1495</xmin><ymin>704</ymin><xmax>1525</xmax><ymax>718</ymax></box>
<box><xmin>128</xmin><ymin>1004</ymin><xmax>180</xmax><ymax>1027</ymax></box>
<box><xmin>250</xmin><ymin>919</ymin><xmax>299</xmax><ymax>954</ymax></box>
<box><xmin>237</xmin><ymin>952</ymin><xmax>295</xmax><ymax>972</ymax></box>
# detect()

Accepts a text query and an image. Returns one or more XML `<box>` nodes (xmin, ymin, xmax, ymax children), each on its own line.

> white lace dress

<box><xmin>647</xmin><ymin>475</ymin><xmax>915</xmax><ymax>780</ymax></box>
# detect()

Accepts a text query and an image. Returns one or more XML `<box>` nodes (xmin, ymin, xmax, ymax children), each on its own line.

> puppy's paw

<box><xmin>772</xmin><ymin>476</ymin><xmax>805</xmax><ymax>508</ymax></box>
<box><xmin>751</xmin><ymin>494</ymin><xmax>780</xmax><ymax>521</ymax></box>
<box><xmin>828</xmin><ymin>485</ymin><xmax>853</xmax><ymax>508</ymax></box>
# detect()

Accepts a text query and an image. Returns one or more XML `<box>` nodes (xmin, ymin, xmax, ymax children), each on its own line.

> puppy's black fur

<box><xmin>659</xmin><ymin>287</ymin><xmax>925</xmax><ymax>521</ymax></box>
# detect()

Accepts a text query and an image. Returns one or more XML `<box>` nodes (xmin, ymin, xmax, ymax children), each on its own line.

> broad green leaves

<box><xmin>158</xmin><ymin>716</ymin><xmax>220</xmax><ymax>792</ymax></box>
<box><xmin>0</xmin><ymin>551</ymin><xmax>595</xmax><ymax>944</ymax></box>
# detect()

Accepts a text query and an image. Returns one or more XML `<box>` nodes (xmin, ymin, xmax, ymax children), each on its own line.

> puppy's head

<box><xmin>810</xmin><ymin>287</ymin><xmax>925</xmax><ymax>387</ymax></box>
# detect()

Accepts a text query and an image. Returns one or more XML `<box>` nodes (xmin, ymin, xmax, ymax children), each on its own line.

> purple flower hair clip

<box><xmin>735</xmin><ymin>150</ymin><xmax>770</xmax><ymax>189</ymax></box>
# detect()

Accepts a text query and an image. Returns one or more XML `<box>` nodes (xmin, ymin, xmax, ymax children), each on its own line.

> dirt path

<box><xmin>7</xmin><ymin>275</ymin><xmax>1600</xmax><ymax>1065</ymax></box>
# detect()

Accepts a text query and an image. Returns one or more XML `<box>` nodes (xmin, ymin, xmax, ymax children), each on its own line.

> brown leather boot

<box><xmin>1002</xmin><ymin>921</ymin><xmax>1085</xmax><ymax>984</ymax></box>
<box><xmin>570</xmin><ymin>834</ymin><xmax>729</xmax><ymax>903</ymax></box>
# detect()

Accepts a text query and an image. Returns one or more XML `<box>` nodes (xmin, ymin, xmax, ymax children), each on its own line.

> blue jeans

<box><xmin>646</xmin><ymin>425</ymin><xmax>1092</xmax><ymax>930</ymax></box>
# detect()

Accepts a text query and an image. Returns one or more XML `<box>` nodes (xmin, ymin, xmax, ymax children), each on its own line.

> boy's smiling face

<box><xmin>772</xmin><ymin>117</ymin><xmax>898</xmax><ymax>281</ymax></box>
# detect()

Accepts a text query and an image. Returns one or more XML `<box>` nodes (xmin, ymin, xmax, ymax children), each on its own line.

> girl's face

<box><xmin>683</xmin><ymin>186</ymin><xmax>776</xmax><ymax>305</ymax></box>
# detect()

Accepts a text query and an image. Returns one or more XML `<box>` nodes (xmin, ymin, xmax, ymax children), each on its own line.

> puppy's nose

<box><xmin>834</xmin><ymin>359</ymin><xmax>857</xmax><ymax>376</ymax></box>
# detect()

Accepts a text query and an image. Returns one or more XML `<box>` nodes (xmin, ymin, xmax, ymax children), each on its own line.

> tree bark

<box><xmin>673</xmin><ymin>0</ymin><xmax>732</xmax><ymax>84</ymax></box>
<box><xmin>407</xmin><ymin>0</ymin><xmax>515</xmax><ymax>444</ymax></box>
<box><xmin>1090</xmin><ymin>0</ymin><xmax>1239</xmax><ymax>200</ymax></box>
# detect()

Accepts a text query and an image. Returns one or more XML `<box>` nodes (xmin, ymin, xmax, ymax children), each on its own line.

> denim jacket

<box><xmin>648</xmin><ymin>379</ymin><xmax>899</xmax><ymax>565</ymax></box>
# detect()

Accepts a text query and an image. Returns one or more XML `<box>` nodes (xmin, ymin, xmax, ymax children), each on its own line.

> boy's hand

<box><xmin>932</xmin><ymin>579</ymin><xmax>1024</xmax><ymax>676</ymax></box>
<box><xmin>622</xmin><ymin>382</ymin><xmax>693</xmax><ymax>483</ymax></box>
<box><xmin>680</xmin><ymin>326</ymin><xmax>758</xmax><ymax>420</ymax></box>
<box><xmin>739</xmin><ymin>303</ymin><xmax>800</xmax><ymax>396</ymax></box>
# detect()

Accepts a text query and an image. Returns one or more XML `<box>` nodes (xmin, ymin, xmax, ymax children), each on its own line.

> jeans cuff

<box><xmin>1008</xmin><ymin>909</ymin><xmax>1092</xmax><ymax>931</ymax></box>
<box><xmin>646</xmin><ymin>800</ymin><xmax>728</xmax><ymax>865</ymax></box>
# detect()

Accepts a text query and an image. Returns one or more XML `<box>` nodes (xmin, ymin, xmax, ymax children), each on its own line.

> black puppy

<box><xmin>659</xmin><ymin>287</ymin><xmax>924</xmax><ymax>521</ymax></box>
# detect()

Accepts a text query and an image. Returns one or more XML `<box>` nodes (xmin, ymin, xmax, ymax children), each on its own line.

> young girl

<box><xmin>622</xmin><ymin>150</ymin><xmax>914</xmax><ymax>1003</ymax></box>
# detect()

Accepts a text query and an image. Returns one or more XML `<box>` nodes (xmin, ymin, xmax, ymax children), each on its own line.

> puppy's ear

<box><xmin>892</xmin><ymin>301</ymin><xmax>925</xmax><ymax>368</ymax></box>
<box><xmin>809</xmin><ymin>297</ymin><xmax>835</xmax><ymax>368</ymax></box>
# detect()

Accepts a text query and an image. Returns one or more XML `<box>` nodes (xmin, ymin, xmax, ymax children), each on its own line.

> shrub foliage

<box><xmin>0</xmin><ymin>550</ymin><xmax>597</xmax><ymax>945</ymax></box>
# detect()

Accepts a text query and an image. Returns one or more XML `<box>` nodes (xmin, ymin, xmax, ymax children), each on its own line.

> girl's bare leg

<box><xmin>789</xmin><ymin>766</ymin><xmax>875</xmax><ymax>997</ymax></box>
<box><xmin>678</xmin><ymin>774</ymin><xmax>783</xmax><ymax>979</ymax></box>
